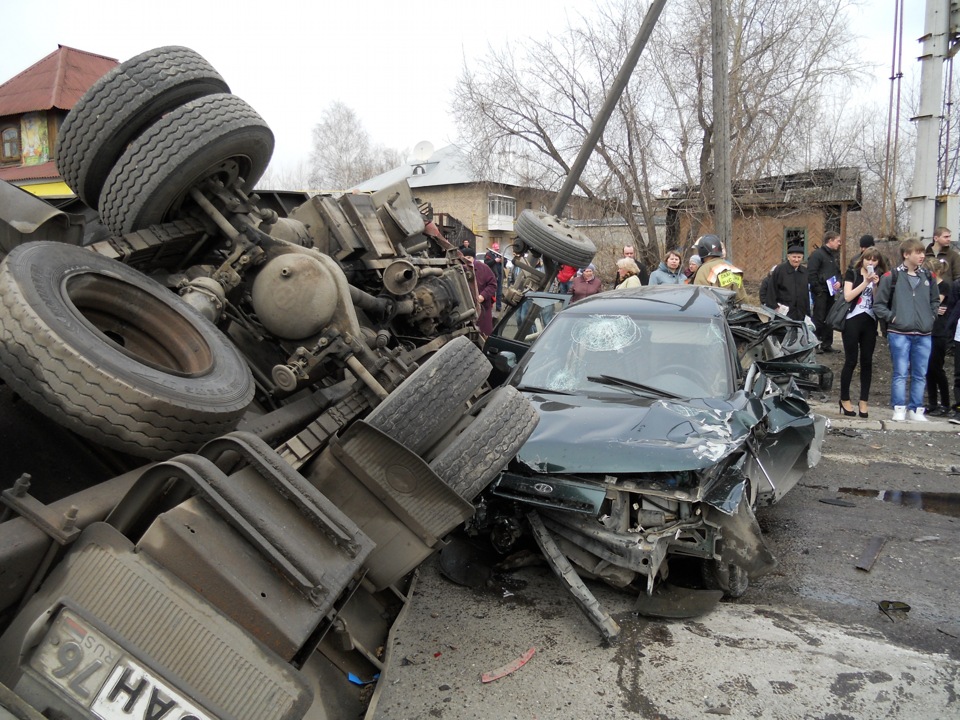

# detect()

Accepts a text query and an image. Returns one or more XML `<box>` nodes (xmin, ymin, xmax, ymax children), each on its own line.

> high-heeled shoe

<box><xmin>838</xmin><ymin>400</ymin><xmax>856</xmax><ymax>417</ymax></box>
<box><xmin>858</xmin><ymin>402</ymin><xmax>869</xmax><ymax>418</ymax></box>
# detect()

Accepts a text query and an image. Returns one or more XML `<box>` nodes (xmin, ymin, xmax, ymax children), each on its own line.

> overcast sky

<box><xmin>2</xmin><ymin>0</ymin><xmax>925</xmax><ymax>176</ymax></box>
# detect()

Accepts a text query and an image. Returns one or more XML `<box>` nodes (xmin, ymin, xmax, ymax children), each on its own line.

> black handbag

<box><xmin>826</xmin><ymin>293</ymin><xmax>852</xmax><ymax>331</ymax></box>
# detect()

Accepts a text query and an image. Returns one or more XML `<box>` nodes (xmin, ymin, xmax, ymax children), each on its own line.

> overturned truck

<box><xmin>0</xmin><ymin>46</ymin><xmax>568</xmax><ymax>719</ymax></box>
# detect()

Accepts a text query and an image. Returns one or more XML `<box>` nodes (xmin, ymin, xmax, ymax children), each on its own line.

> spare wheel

<box><xmin>0</xmin><ymin>242</ymin><xmax>254</xmax><ymax>458</ymax></box>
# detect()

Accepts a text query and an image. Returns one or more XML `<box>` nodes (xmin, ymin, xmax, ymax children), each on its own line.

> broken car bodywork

<box><xmin>479</xmin><ymin>286</ymin><xmax>826</xmax><ymax>636</ymax></box>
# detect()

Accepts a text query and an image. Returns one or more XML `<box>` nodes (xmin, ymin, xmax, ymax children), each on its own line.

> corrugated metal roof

<box><xmin>0</xmin><ymin>161</ymin><xmax>60</xmax><ymax>182</ymax></box>
<box><xmin>353</xmin><ymin>144</ymin><xmax>477</xmax><ymax>192</ymax></box>
<box><xmin>0</xmin><ymin>45</ymin><xmax>117</xmax><ymax>117</ymax></box>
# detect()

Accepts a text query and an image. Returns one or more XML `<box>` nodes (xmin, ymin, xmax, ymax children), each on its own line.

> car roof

<box><xmin>565</xmin><ymin>285</ymin><xmax>732</xmax><ymax>320</ymax></box>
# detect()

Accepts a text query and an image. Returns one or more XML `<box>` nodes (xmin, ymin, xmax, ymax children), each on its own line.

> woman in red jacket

<box><xmin>556</xmin><ymin>264</ymin><xmax>577</xmax><ymax>293</ymax></box>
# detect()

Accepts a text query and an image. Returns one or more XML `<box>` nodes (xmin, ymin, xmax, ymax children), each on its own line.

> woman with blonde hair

<box><xmin>615</xmin><ymin>258</ymin><xmax>642</xmax><ymax>289</ymax></box>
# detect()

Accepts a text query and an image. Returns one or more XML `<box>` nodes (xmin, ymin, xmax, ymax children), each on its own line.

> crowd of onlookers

<box><xmin>461</xmin><ymin>227</ymin><xmax>960</xmax><ymax>423</ymax></box>
<box><xmin>759</xmin><ymin>227</ymin><xmax>958</xmax><ymax>422</ymax></box>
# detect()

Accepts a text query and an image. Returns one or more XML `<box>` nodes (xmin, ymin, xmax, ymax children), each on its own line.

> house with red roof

<box><xmin>0</xmin><ymin>45</ymin><xmax>116</xmax><ymax>197</ymax></box>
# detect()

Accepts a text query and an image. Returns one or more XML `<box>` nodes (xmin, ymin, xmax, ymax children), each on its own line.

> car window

<box><xmin>513</xmin><ymin>314</ymin><xmax>732</xmax><ymax>398</ymax></box>
<box><xmin>495</xmin><ymin>295</ymin><xmax>567</xmax><ymax>343</ymax></box>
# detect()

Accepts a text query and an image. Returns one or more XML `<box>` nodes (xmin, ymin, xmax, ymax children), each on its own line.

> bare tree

<box><xmin>453</xmin><ymin>0</ymin><xmax>868</xmax><ymax>265</ymax></box>
<box><xmin>255</xmin><ymin>160</ymin><xmax>313</xmax><ymax>192</ymax></box>
<box><xmin>308</xmin><ymin>101</ymin><xmax>404</xmax><ymax>191</ymax></box>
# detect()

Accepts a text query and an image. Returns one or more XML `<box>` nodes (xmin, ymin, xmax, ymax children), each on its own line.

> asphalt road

<box><xmin>372</xmin><ymin>413</ymin><xmax>960</xmax><ymax>720</ymax></box>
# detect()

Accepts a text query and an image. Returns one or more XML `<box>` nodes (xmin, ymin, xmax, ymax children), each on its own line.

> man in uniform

<box><xmin>692</xmin><ymin>234</ymin><xmax>748</xmax><ymax>302</ymax></box>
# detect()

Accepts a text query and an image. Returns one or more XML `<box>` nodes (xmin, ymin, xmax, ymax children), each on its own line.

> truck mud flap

<box><xmin>309</xmin><ymin>421</ymin><xmax>476</xmax><ymax>591</ymax></box>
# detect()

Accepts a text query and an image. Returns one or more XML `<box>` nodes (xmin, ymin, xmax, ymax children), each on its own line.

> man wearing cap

<box><xmin>483</xmin><ymin>242</ymin><xmax>505</xmax><ymax>311</ymax></box>
<box><xmin>766</xmin><ymin>245</ymin><xmax>809</xmax><ymax>321</ymax></box>
<box><xmin>848</xmin><ymin>234</ymin><xmax>875</xmax><ymax>271</ymax></box>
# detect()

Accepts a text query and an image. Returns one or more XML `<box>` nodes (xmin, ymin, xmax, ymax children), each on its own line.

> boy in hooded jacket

<box><xmin>873</xmin><ymin>239</ymin><xmax>940</xmax><ymax>422</ymax></box>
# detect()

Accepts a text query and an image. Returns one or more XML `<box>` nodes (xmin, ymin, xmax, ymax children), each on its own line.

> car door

<box><xmin>483</xmin><ymin>292</ymin><xmax>570</xmax><ymax>386</ymax></box>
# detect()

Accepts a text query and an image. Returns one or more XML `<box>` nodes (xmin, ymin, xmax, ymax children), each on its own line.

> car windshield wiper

<box><xmin>586</xmin><ymin>374</ymin><xmax>683</xmax><ymax>399</ymax></box>
<box><xmin>514</xmin><ymin>384</ymin><xmax>574</xmax><ymax>396</ymax></box>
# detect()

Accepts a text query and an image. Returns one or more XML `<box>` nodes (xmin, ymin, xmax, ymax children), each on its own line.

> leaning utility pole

<box><xmin>549</xmin><ymin>0</ymin><xmax>668</xmax><ymax>217</ymax></box>
<box><xmin>711</xmin><ymin>0</ymin><xmax>733</xmax><ymax>260</ymax></box>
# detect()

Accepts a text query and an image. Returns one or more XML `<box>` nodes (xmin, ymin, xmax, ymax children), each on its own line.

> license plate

<box><xmin>29</xmin><ymin>608</ymin><xmax>214</xmax><ymax>720</ymax></box>
<box><xmin>92</xmin><ymin>661</ymin><xmax>213</xmax><ymax>720</ymax></box>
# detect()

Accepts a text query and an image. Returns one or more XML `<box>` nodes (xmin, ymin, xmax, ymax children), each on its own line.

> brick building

<box><xmin>354</xmin><ymin>144</ymin><xmax>623</xmax><ymax>259</ymax></box>
<box><xmin>665</xmin><ymin>167</ymin><xmax>862</xmax><ymax>282</ymax></box>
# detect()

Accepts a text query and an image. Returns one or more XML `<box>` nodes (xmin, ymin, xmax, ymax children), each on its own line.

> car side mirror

<box><xmin>491</xmin><ymin>350</ymin><xmax>517</xmax><ymax>375</ymax></box>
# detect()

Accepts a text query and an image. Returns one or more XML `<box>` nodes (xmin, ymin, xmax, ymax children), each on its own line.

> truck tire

<box><xmin>98</xmin><ymin>94</ymin><xmax>274</xmax><ymax>236</ymax></box>
<box><xmin>366</xmin><ymin>336</ymin><xmax>488</xmax><ymax>456</ymax></box>
<box><xmin>0</xmin><ymin>242</ymin><xmax>254</xmax><ymax>458</ymax></box>
<box><xmin>430</xmin><ymin>385</ymin><xmax>538</xmax><ymax>500</ymax></box>
<box><xmin>55</xmin><ymin>46</ymin><xmax>229</xmax><ymax>208</ymax></box>
<box><xmin>515</xmin><ymin>209</ymin><xmax>597</xmax><ymax>268</ymax></box>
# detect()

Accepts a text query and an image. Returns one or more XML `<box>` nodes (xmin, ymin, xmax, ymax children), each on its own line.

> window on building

<box><xmin>488</xmin><ymin>194</ymin><xmax>516</xmax><ymax>218</ymax></box>
<box><xmin>1</xmin><ymin>126</ymin><xmax>20</xmax><ymax>163</ymax></box>
<box><xmin>783</xmin><ymin>227</ymin><xmax>807</xmax><ymax>258</ymax></box>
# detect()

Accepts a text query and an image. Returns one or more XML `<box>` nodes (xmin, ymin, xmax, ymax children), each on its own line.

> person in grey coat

<box><xmin>873</xmin><ymin>238</ymin><xmax>940</xmax><ymax>422</ymax></box>
<box><xmin>648</xmin><ymin>250</ymin><xmax>684</xmax><ymax>285</ymax></box>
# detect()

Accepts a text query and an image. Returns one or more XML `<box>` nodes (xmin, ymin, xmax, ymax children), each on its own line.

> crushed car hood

<box><xmin>517</xmin><ymin>391</ymin><xmax>766</xmax><ymax>474</ymax></box>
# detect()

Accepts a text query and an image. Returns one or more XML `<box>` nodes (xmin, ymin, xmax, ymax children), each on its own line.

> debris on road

<box><xmin>878</xmin><ymin>600</ymin><xmax>911</xmax><ymax>622</ymax></box>
<box><xmin>480</xmin><ymin>647</ymin><xmax>536</xmax><ymax>683</ymax></box>
<box><xmin>856</xmin><ymin>536</ymin><xmax>887</xmax><ymax>571</ymax></box>
<box><xmin>819</xmin><ymin>498</ymin><xmax>856</xmax><ymax>507</ymax></box>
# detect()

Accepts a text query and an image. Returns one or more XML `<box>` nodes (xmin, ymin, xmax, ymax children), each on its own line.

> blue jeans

<box><xmin>888</xmin><ymin>332</ymin><xmax>932</xmax><ymax>410</ymax></box>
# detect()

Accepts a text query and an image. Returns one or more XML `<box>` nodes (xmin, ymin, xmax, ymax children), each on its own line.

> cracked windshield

<box><xmin>514</xmin><ymin>313</ymin><xmax>731</xmax><ymax>398</ymax></box>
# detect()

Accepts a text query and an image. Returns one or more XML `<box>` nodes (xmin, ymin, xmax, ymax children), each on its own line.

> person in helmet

<box><xmin>692</xmin><ymin>234</ymin><xmax>748</xmax><ymax>302</ymax></box>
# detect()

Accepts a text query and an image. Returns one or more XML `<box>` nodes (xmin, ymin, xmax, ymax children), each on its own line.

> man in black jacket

<box><xmin>807</xmin><ymin>231</ymin><xmax>842</xmax><ymax>352</ymax></box>
<box><xmin>766</xmin><ymin>245</ymin><xmax>809</xmax><ymax>321</ymax></box>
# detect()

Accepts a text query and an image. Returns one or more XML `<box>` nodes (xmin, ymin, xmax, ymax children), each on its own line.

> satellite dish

<box><xmin>412</xmin><ymin>141</ymin><xmax>434</xmax><ymax>163</ymax></box>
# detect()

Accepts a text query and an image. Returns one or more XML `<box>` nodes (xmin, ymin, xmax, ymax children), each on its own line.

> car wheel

<box><xmin>98</xmin><ymin>94</ymin><xmax>274</xmax><ymax>236</ymax></box>
<box><xmin>55</xmin><ymin>46</ymin><xmax>229</xmax><ymax>208</ymax></box>
<box><xmin>429</xmin><ymin>385</ymin><xmax>539</xmax><ymax>500</ymax></box>
<box><xmin>701</xmin><ymin>559</ymin><xmax>750</xmax><ymax>599</ymax></box>
<box><xmin>515</xmin><ymin>209</ymin><xmax>597</xmax><ymax>268</ymax></box>
<box><xmin>0</xmin><ymin>242</ymin><xmax>254</xmax><ymax>458</ymax></box>
<box><xmin>366</xmin><ymin>336</ymin><xmax>489</xmax><ymax>456</ymax></box>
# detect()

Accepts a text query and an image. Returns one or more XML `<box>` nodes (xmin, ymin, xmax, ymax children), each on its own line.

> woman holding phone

<box><xmin>838</xmin><ymin>247</ymin><xmax>888</xmax><ymax>417</ymax></box>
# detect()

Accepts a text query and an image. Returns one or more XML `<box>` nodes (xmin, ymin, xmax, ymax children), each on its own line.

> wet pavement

<box><xmin>372</xmin><ymin>413</ymin><xmax>960</xmax><ymax>719</ymax></box>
